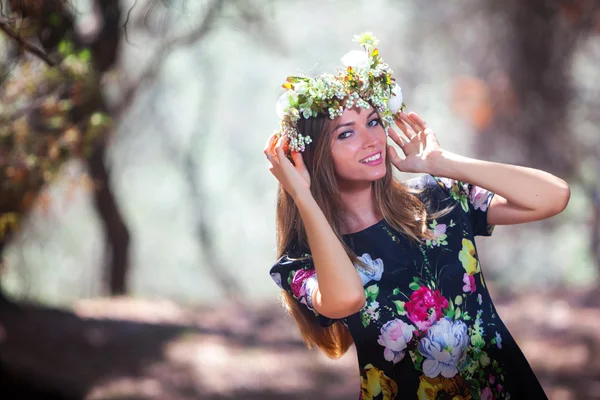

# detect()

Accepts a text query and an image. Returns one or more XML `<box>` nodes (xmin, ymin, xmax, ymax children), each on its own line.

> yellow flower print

<box><xmin>417</xmin><ymin>374</ymin><xmax>472</xmax><ymax>400</ymax></box>
<box><xmin>360</xmin><ymin>364</ymin><xmax>398</xmax><ymax>400</ymax></box>
<box><xmin>459</xmin><ymin>238</ymin><xmax>480</xmax><ymax>276</ymax></box>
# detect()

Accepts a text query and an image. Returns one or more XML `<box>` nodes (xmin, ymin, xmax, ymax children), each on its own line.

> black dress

<box><xmin>269</xmin><ymin>174</ymin><xmax>548</xmax><ymax>400</ymax></box>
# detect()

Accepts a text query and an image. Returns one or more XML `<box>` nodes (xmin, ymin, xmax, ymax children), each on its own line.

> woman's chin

<box><xmin>368</xmin><ymin>165</ymin><xmax>387</xmax><ymax>180</ymax></box>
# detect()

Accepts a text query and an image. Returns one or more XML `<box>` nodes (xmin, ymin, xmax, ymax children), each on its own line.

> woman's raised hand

<box><xmin>264</xmin><ymin>132</ymin><xmax>311</xmax><ymax>200</ymax></box>
<box><xmin>386</xmin><ymin>111</ymin><xmax>445</xmax><ymax>174</ymax></box>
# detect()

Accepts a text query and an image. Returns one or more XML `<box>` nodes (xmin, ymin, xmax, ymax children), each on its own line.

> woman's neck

<box><xmin>338</xmin><ymin>182</ymin><xmax>382</xmax><ymax>235</ymax></box>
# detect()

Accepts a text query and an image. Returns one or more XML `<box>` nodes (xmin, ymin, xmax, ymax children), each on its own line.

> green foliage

<box><xmin>0</xmin><ymin>20</ymin><xmax>110</xmax><ymax>241</ymax></box>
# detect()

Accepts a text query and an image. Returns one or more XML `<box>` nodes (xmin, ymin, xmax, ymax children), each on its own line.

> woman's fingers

<box><xmin>407</xmin><ymin>112</ymin><xmax>427</xmax><ymax>132</ymax></box>
<box><xmin>274</xmin><ymin>134</ymin><xmax>289</xmax><ymax>161</ymax></box>
<box><xmin>264</xmin><ymin>132</ymin><xmax>279</xmax><ymax>163</ymax></box>
<box><xmin>392</xmin><ymin>115</ymin><xmax>413</xmax><ymax>140</ymax></box>
<box><xmin>264</xmin><ymin>132</ymin><xmax>278</xmax><ymax>157</ymax></box>
<box><xmin>398</xmin><ymin>112</ymin><xmax>420</xmax><ymax>135</ymax></box>
<box><xmin>387</xmin><ymin>127</ymin><xmax>406</xmax><ymax>148</ymax></box>
<box><xmin>387</xmin><ymin>144</ymin><xmax>404</xmax><ymax>171</ymax></box>
<box><xmin>290</xmin><ymin>150</ymin><xmax>306</xmax><ymax>170</ymax></box>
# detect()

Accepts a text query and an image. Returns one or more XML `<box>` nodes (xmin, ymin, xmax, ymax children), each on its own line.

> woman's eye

<box><xmin>368</xmin><ymin>118</ymin><xmax>381</xmax><ymax>127</ymax></box>
<box><xmin>338</xmin><ymin>131</ymin><xmax>353</xmax><ymax>139</ymax></box>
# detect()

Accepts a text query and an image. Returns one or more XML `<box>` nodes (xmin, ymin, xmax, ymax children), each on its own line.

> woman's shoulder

<box><xmin>401</xmin><ymin>174</ymin><xmax>456</xmax><ymax>213</ymax></box>
<box><xmin>402</xmin><ymin>173</ymin><xmax>441</xmax><ymax>195</ymax></box>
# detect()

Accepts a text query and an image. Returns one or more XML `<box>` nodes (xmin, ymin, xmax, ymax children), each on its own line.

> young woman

<box><xmin>265</xmin><ymin>33</ymin><xmax>568</xmax><ymax>399</ymax></box>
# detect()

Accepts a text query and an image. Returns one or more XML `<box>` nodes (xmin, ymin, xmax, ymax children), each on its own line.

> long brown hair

<box><xmin>274</xmin><ymin>110</ymin><xmax>457</xmax><ymax>359</ymax></box>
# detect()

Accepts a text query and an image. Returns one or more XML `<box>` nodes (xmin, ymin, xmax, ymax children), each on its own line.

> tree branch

<box><xmin>113</xmin><ymin>0</ymin><xmax>225</xmax><ymax>118</ymax></box>
<box><xmin>0</xmin><ymin>19</ymin><xmax>54</xmax><ymax>66</ymax></box>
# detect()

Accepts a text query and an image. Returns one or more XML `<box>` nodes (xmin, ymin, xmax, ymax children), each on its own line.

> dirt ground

<box><xmin>1</xmin><ymin>288</ymin><xmax>600</xmax><ymax>400</ymax></box>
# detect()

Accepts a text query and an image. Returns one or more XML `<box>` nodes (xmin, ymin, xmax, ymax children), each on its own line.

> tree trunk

<box><xmin>23</xmin><ymin>0</ymin><xmax>130</xmax><ymax>296</ymax></box>
<box><xmin>87</xmin><ymin>143</ymin><xmax>130</xmax><ymax>295</ymax></box>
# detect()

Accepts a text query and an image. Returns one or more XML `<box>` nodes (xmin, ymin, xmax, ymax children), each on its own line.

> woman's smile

<box><xmin>359</xmin><ymin>151</ymin><xmax>383</xmax><ymax>165</ymax></box>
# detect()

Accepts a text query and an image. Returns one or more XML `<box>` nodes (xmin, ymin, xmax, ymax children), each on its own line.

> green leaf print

<box><xmin>462</xmin><ymin>311</ymin><xmax>472</xmax><ymax>321</ymax></box>
<box><xmin>459</xmin><ymin>196</ymin><xmax>469</xmax><ymax>213</ymax></box>
<box><xmin>365</xmin><ymin>284</ymin><xmax>379</xmax><ymax>301</ymax></box>
<box><xmin>479</xmin><ymin>352</ymin><xmax>491</xmax><ymax>367</ymax></box>
<box><xmin>392</xmin><ymin>287</ymin><xmax>400</xmax><ymax>295</ymax></box>
<box><xmin>409</xmin><ymin>350</ymin><xmax>424</xmax><ymax>370</ymax></box>
<box><xmin>392</xmin><ymin>300</ymin><xmax>406</xmax><ymax>316</ymax></box>
<box><xmin>468</xmin><ymin>380</ymin><xmax>481</xmax><ymax>400</ymax></box>
<box><xmin>454</xmin><ymin>295</ymin><xmax>463</xmax><ymax>306</ymax></box>
<box><xmin>444</xmin><ymin>298</ymin><xmax>455</xmax><ymax>319</ymax></box>
<box><xmin>360</xmin><ymin>311</ymin><xmax>370</xmax><ymax>328</ymax></box>
<box><xmin>408</xmin><ymin>282</ymin><xmax>420</xmax><ymax>291</ymax></box>
<box><xmin>463</xmin><ymin>357</ymin><xmax>479</xmax><ymax>378</ymax></box>
<box><xmin>471</xmin><ymin>330</ymin><xmax>485</xmax><ymax>349</ymax></box>
<box><xmin>287</xmin><ymin>270</ymin><xmax>295</xmax><ymax>285</ymax></box>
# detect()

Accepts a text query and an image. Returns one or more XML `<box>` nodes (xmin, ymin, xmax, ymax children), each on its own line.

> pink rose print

<box><xmin>462</xmin><ymin>273</ymin><xmax>476</xmax><ymax>293</ymax></box>
<box><xmin>405</xmin><ymin>286</ymin><xmax>448</xmax><ymax>331</ymax></box>
<box><xmin>481</xmin><ymin>386</ymin><xmax>494</xmax><ymax>400</ymax></box>
<box><xmin>377</xmin><ymin>319</ymin><xmax>414</xmax><ymax>364</ymax></box>
<box><xmin>290</xmin><ymin>269</ymin><xmax>316</xmax><ymax>300</ymax></box>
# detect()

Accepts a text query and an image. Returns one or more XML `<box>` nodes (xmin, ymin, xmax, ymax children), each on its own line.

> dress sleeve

<box><xmin>429</xmin><ymin>174</ymin><xmax>496</xmax><ymax>237</ymax></box>
<box><xmin>269</xmin><ymin>250</ymin><xmax>339</xmax><ymax>327</ymax></box>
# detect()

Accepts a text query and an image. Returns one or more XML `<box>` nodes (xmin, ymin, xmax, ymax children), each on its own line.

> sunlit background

<box><xmin>0</xmin><ymin>0</ymin><xmax>599</xmax><ymax>399</ymax></box>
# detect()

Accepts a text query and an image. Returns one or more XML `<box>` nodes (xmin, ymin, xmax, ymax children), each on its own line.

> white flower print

<box><xmin>378</xmin><ymin>319</ymin><xmax>414</xmax><ymax>364</ymax></box>
<box><xmin>436</xmin><ymin>177</ymin><xmax>454</xmax><ymax>191</ymax></box>
<box><xmin>270</xmin><ymin>272</ymin><xmax>282</xmax><ymax>289</ymax></box>
<box><xmin>365</xmin><ymin>301</ymin><xmax>380</xmax><ymax>321</ymax></box>
<box><xmin>354</xmin><ymin>253</ymin><xmax>384</xmax><ymax>286</ymax></box>
<box><xmin>418</xmin><ymin>317</ymin><xmax>469</xmax><ymax>378</ymax></box>
<box><xmin>469</xmin><ymin>185</ymin><xmax>493</xmax><ymax>211</ymax></box>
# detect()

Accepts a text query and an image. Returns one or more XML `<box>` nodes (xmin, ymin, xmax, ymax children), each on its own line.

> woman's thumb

<box><xmin>387</xmin><ymin>145</ymin><xmax>403</xmax><ymax>171</ymax></box>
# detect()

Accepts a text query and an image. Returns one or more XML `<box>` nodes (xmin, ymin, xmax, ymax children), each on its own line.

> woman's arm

<box><xmin>266</xmin><ymin>132</ymin><xmax>366</xmax><ymax>318</ymax></box>
<box><xmin>388</xmin><ymin>111</ymin><xmax>570</xmax><ymax>226</ymax></box>
<box><xmin>294</xmin><ymin>191</ymin><xmax>367</xmax><ymax>319</ymax></box>
<box><xmin>427</xmin><ymin>150</ymin><xmax>571</xmax><ymax>225</ymax></box>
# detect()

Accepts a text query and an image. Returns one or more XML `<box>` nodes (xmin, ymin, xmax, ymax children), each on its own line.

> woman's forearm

<box><xmin>294</xmin><ymin>191</ymin><xmax>366</xmax><ymax>318</ymax></box>
<box><xmin>428</xmin><ymin>150</ymin><xmax>570</xmax><ymax>215</ymax></box>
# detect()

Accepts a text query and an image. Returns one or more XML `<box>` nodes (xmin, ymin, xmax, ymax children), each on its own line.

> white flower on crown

<box><xmin>273</xmin><ymin>32</ymin><xmax>407</xmax><ymax>153</ymax></box>
<box><xmin>387</xmin><ymin>84</ymin><xmax>403</xmax><ymax>114</ymax></box>
<box><xmin>276</xmin><ymin>90</ymin><xmax>298</xmax><ymax>119</ymax></box>
<box><xmin>354</xmin><ymin>32</ymin><xmax>380</xmax><ymax>48</ymax></box>
<box><xmin>341</xmin><ymin>50</ymin><xmax>370</xmax><ymax>69</ymax></box>
<box><xmin>294</xmin><ymin>81</ymin><xmax>309</xmax><ymax>95</ymax></box>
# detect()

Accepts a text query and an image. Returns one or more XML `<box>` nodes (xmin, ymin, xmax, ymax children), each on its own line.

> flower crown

<box><xmin>275</xmin><ymin>32</ymin><xmax>406</xmax><ymax>152</ymax></box>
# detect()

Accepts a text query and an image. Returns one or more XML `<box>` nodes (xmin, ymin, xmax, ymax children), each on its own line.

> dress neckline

<box><xmin>341</xmin><ymin>218</ymin><xmax>385</xmax><ymax>236</ymax></box>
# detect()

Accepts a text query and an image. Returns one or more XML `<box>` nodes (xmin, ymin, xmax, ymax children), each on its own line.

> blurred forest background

<box><xmin>0</xmin><ymin>0</ymin><xmax>599</xmax><ymax>399</ymax></box>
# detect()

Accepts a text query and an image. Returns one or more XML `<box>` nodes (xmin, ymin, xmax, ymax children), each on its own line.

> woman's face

<box><xmin>329</xmin><ymin>105</ymin><xmax>387</xmax><ymax>188</ymax></box>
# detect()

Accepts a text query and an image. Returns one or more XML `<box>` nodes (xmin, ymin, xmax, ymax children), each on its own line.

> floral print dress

<box><xmin>269</xmin><ymin>174</ymin><xmax>548</xmax><ymax>400</ymax></box>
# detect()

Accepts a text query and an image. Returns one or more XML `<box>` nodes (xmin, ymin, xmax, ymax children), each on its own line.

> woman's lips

<box><xmin>359</xmin><ymin>151</ymin><xmax>383</xmax><ymax>166</ymax></box>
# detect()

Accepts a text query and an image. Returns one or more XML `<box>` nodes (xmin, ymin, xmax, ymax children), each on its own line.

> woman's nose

<box><xmin>361</xmin><ymin>128</ymin><xmax>380</xmax><ymax>148</ymax></box>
